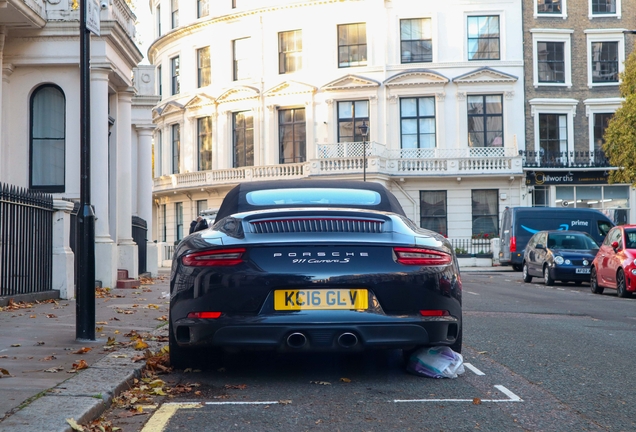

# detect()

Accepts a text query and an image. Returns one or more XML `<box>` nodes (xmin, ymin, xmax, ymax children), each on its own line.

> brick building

<box><xmin>522</xmin><ymin>0</ymin><xmax>635</xmax><ymax>224</ymax></box>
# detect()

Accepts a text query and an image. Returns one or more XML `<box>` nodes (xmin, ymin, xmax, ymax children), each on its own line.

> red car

<box><xmin>591</xmin><ymin>225</ymin><xmax>636</xmax><ymax>298</ymax></box>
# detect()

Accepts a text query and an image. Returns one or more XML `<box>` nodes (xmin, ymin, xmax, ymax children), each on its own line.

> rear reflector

<box><xmin>394</xmin><ymin>247</ymin><xmax>452</xmax><ymax>266</ymax></box>
<box><xmin>419</xmin><ymin>310</ymin><xmax>450</xmax><ymax>317</ymax></box>
<box><xmin>182</xmin><ymin>248</ymin><xmax>245</xmax><ymax>266</ymax></box>
<box><xmin>510</xmin><ymin>236</ymin><xmax>517</xmax><ymax>253</ymax></box>
<box><xmin>187</xmin><ymin>312</ymin><xmax>222</xmax><ymax>319</ymax></box>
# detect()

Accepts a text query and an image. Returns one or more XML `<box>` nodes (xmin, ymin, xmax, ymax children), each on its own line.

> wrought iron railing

<box><xmin>0</xmin><ymin>184</ymin><xmax>53</xmax><ymax>296</ymax></box>
<box><xmin>450</xmin><ymin>238</ymin><xmax>493</xmax><ymax>257</ymax></box>
<box><xmin>519</xmin><ymin>150</ymin><xmax>611</xmax><ymax>168</ymax></box>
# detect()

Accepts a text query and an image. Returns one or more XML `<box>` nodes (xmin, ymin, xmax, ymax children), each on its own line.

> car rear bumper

<box><xmin>172</xmin><ymin>316</ymin><xmax>460</xmax><ymax>352</ymax></box>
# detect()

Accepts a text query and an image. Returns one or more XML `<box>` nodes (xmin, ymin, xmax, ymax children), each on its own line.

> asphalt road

<box><xmin>110</xmin><ymin>270</ymin><xmax>636</xmax><ymax>432</ymax></box>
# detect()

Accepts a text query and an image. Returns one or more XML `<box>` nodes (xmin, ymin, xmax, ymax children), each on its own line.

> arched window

<box><xmin>30</xmin><ymin>85</ymin><xmax>65</xmax><ymax>192</ymax></box>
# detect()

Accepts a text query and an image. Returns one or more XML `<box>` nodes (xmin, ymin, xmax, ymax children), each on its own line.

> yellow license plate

<box><xmin>274</xmin><ymin>289</ymin><xmax>368</xmax><ymax>310</ymax></box>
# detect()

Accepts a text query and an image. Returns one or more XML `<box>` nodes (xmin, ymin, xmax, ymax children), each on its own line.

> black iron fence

<box><xmin>519</xmin><ymin>150</ymin><xmax>611</xmax><ymax>168</ymax></box>
<box><xmin>132</xmin><ymin>216</ymin><xmax>148</xmax><ymax>274</ymax></box>
<box><xmin>0</xmin><ymin>184</ymin><xmax>54</xmax><ymax>296</ymax></box>
<box><xmin>450</xmin><ymin>238</ymin><xmax>493</xmax><ymax>258</ymax></box>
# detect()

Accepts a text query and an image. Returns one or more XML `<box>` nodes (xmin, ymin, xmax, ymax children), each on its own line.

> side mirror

<box><xmin>535</xmin><ymin>244</ymin><xmax>545</xmax><ymax>250</ymax></box>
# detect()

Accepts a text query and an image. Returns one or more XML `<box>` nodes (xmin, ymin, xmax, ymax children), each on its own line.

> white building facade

<box><xmin>0</xmin><ymin>0</ymin><xmax>158</xmax><ymax>291</ymax></box>
<box><xmin>148</xmin><ymin>0</ymin><xmax>527</xmax><ymax>261</ymax></box>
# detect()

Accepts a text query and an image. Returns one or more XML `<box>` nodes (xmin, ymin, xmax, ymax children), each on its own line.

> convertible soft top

<box><xmin>215</xmin><ymin>180</ymin><xmax>406</xmax><ymax>222</ymax></box>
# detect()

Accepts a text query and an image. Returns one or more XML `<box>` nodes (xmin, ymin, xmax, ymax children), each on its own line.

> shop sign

<box><xmin>525</xmin><ymin>171</ymin><xmax>609</xmax><ymax>186</ymax></box>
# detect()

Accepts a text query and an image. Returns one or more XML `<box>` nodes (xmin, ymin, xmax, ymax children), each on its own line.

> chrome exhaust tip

<box><xmin>286</xmin><ymin>332</ymin><xmax>307</xmax><ymax>348</ymax></box>
<box><xmin>337</xmin><ymin>332</ymin><xmax>358</xmax><ymax>348</ymax></box>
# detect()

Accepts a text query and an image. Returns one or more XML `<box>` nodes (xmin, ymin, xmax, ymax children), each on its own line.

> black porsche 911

<box><xmin>169</xmin><ymin>180</ymin><xmax>462</xmax><ymax>369</ymax></box>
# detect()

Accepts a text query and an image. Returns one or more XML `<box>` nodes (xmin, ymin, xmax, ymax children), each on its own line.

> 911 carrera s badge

<box><xmin>273</xmin><ymin>251</ymin><xmax>368</xmax><ymax>264</ymax></box>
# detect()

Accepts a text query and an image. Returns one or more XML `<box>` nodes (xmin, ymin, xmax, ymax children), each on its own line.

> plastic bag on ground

<box><xmin>406</xmin><ymin>346</ymin><xmax>465</xmax><ymax>378</ymax></box>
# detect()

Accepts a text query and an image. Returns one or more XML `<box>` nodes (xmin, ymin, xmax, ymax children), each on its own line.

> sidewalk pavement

<box><xmin>0</xmin><ymin>264</ymin><xmax>512</xmax><ymax>431</ymax></box>
<box><xmin>0</xmin><ymin>269</ymin><xmax>172</xmax><ymax>432</ymax></box>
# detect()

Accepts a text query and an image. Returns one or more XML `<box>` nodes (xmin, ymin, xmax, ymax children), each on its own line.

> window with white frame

<box><xmin>537</xmin><ymin>42</ymin><xmax>565</xmax><ymax>83</ymax></box>
<box><xmin>157</xmin><ymin>65</ymin><xmax>162</xmax><ymax>98</ymax></box>
<box><xmin>197</xmin><ymin>117</ymin><xmax>212</xmax><ymax>171</ymax></box>
<box><xmin>537</xmin><ymin>0</ymin><xmax>563</xmax><ymax>14</ymax></box>
<box><xmin>233</xmin><ymin>111</ymin><xmax>254</xmax><ymax>167</ymax></box>
<box><xmin>279</xmin><ymin>30</ymin><xmax>302</xmax><ymax>74</ymax></box>
<box><xmin>155</xmin><ymin>129</ymin><xmax>162</xmax><ymax>177</ymax></box>
<box><xmin>467</xmin><ymin>95</ymin><xmax>503</xmax><ymax>148</ymax></box>
<box><xmin>400</xmin><ymin>97</ymin><xmax>436</xmax><ymax>149</ymax></box>
<box><xmin>586</xmin><ymin>30</ymin><xmax>624</xmax><ymax>87</ymax></box>
<box><xmin>337</xmin><ymin>101</ymin><xmax>369</xmax><ymax>142</ymax></box>
<box><xmin>161</xmin><ymin>204</ymin><xmax>167</xmax><ymax>242</ymax></box>
<box><xmin>171</xmin><ymin>0</ymin><xmax>178</xmax><ymax>29</ymax></box>
<box><xmin>472</xmin><ymin>190</ymin><xmax>499</xmax><ymax>239</ymax></box>
<box><xmin>30</xmin><ymin>85</ymin><xmax>66</xmax><ymax>192</ymax></box>
<box><xmin>400</xmin><ymin>18</ymin><xmax>432</xmax><ymax>63</ymax></box>
<box><xmin>584</xmin><ymin>97</ymin><xmax>621</xmax><ymax>157</ymax></box>
<box><xmin>197</xmin><ymin>0</ymin><xmax>209</xmax><ymax>18</ymax></box>
<box><xmin>171</xmin><ymin>124</ymin><xmax>180</xmax><ymax>174</ymax></box>
<box><xmin>156</xmin><ymin>5</ymin><xmax>161</xmax><ymax>37</ymax></box>
<box><xmin>197</xmin><ymin>47</ymin><xmax>211</xmax><ymax>87</ymax></box>
<box><xmin>196</xmin><ymin>199</ymin><xmax>208</xmax><ymax>216</ymax></box>
<box><xmin>171</xmin><ymin>56</ymin><xmax>180</xmax><ymax>95</ymax></box>
<box><xmin>590</xmin><ymin>0</ymin><xmax>620</xmax><ymax>16</ymax></box>
<box><xmin>338</xmin><ymin>23</ymin><xmax>367</xmax><ymax>68</ymax></box>
<box><xmin>467</xmin><ymin>16</ymin><xmax>500</xmax><ymax>60</ymax></box>
<box><xmin>175</xmin><ymin>202</ymin><xmax>184</xmax><ymax>242</ymax></box>
<box><xmin>593</xmin><ymin>112</ymin><xmax>613</xmax><ymax>154</ymax></box>
<box><xmin>420</xmin><ymin>191</ymin><xmax>447</xmax><ymax>236</ymax></box>
<box><xmin>529</xmin><ymin>99</ymin><xmax>577</xmax><ymax>167</ymax></box>
<box><xmin>531</xmin><ymin>29</ymin><xmax>572</xmax><ymax>87</ymax></box>
<box><xmin>233</xmin><ymin>38</ymin><xmax>251</xmax><ymax>81</ymax></box>
<box><xmin>279</xmin><ymin>108</ymin><xmax>306</xmax><ymax>164</ymax></box>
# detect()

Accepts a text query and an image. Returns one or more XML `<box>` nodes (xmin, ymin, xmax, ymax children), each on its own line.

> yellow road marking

<box><xmin>140</xmin><ymin>402</ymin><xmax>202</xmax><ymax>432</ymax></box>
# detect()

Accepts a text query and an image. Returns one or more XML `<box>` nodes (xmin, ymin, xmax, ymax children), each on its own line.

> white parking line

<box><xmin>464</xmin><ymin>363</ymin><xmax>485</xmax><ymax>375</ymax></box>
<box><xmin>393</xmin><ymin>385</ymin><xmax>523</xmax><ymax>403</ymax></box>
<box><xmin>465</xmin><ymin>291</ymin><xmax>480</xmax><ymax>295</ymax></box>
<box><xmin>205</xmin><ymin>401</ymin><xmax>281</xmax><ymax>405</ymax></box>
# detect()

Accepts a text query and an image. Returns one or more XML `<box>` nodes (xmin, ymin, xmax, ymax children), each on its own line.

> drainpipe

<box><xmin>392</xmin><ymin>180</ymin><xmax>417</xmax><ymax>222</ymax></box>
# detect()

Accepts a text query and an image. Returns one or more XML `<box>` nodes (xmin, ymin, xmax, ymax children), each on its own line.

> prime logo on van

<box><xmin>571</xmin><ymin>220</ymin><xmax>589</xmax><ymax>227</ymax></box>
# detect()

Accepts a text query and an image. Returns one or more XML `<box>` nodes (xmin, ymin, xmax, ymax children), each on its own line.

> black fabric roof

<box><xmin>215</xmin><ymin>180</ymin><xmax>406</xmax><ymax>222</ymax></box>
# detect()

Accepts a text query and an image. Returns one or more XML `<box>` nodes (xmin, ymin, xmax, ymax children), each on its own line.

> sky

<box><xmin>133</xmin><ymin>0</ymin><xmax>152</xmax><ymax>63</ymax></box>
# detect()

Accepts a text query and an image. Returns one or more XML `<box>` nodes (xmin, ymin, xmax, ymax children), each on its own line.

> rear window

<box><xmin>246</xmin><ymin>188</ymin><xmax>382</xmax><ymax>206</ymax></box>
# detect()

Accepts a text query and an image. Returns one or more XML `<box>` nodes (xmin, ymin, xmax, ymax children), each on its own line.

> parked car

<box><xmin>500</xmin><ymin>207</ymin><xmax>613</xmax><ymax>271</ymax></box>
<box><xmin>591</xmin><ymin>225</ymin><xmax>636</xmax><ymax>298</ymax></box>
<box><xmin>522</xmin><ymin>230</ymin><xmax>599</xmax><ymax>286</ymax></box>
<box><xmin>169</xmin><ymin>180</ymin><xmax>463</xmax><ymax>369</ymax></box>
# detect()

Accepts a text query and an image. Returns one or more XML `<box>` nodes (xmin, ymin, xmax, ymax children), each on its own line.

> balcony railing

<box><xmin>520</xmin><ymin>150</ymin><xmax>611</xmax><ymax>168</ymax></box>
<box><xmin>153</xmin><ymin>143</ymin><xmax>526</xmax><ymax>192</ymax></box>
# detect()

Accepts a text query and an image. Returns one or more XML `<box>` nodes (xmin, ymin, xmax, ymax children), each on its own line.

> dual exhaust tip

<box><xmin>286</xmin><ymin>332</ymin><xmax>358</xmax><ymax>348</ymax></box>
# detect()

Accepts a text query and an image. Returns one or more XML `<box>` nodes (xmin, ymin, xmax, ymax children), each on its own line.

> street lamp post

<box><xmin>359</xmin><ymin>121</ymin><xmax>369</xmax><ymax>181</ymax></box>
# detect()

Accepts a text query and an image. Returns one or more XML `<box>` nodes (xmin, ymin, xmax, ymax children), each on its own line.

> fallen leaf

<box><xmin>106</xmin><ymin>337</ymin><xmax>117</xmax><ymax>346</ymax></box>
<box><xmin>29</xmin><ymin>314</ymin><xmax>37</xmax><ymax>318</ymax></box>
<box><xmin>66</xmin><ymin>418</ymin><xmax>84</xmax><ymax>431</ymax></box>
<box><xmin>114</xmin><ymin>330</ymin><xmax>120</xmax><ymax>334</ymax></box>
<box><xmin>10</xmin><ymin>344</ymin><xmax>20</xmax><ymax>347</ymax></box>
<box><xmin>95</xmin><ymin>326</ymin><xmax>104</xmax><ymax>332</ymax></box>
<box><xmin>44</xmin><ymin>366</ymin><xmax>64</xmax><ymax>373</ymax></box>
<box><xmin>473</xmin><ymin>397</ymin><xmax>482</xmax><ymax>405</ymax></box>
<box><xmin>147</xmin><ymin>304</ymin><xmax>160</xmax><ymax>309</ymax></box>
<box><xmin>46</xmin><ymin>314</ymin><xmax>57</xmax><ymax>319</ymax></box>
<box><xmin>72</xmin><ymin>347</ymin><xmax>92</xmax><ymax>355</ymax></box>
<box><xmin>40</xmin><ymin>356</ymin><xmax>56</xmax><ymax>361</ymax></box>
<box><xmin>36</xmin><ymin>341</ymin><xmax>45</xmax><ymax>346</ymax></box>
<box><xmin>134</xmin><ymin>339</ymin><xmax>149</xmax><ymax>350</ymax></box>
<box><xmin>339</xmin><ymin>377</ymin><xmax>351</xmax><ymax>383</ymax></box>
<box><xmin>279</xmin><ymin>399</ymin><xmax>292</xmax><ymax>405</ymax></box>
<box><xmin>0</xmin><ymin>368</ymin><xmax>10</xmax><ymax>377</ymax></box>
<box><xmin>223</xmin><ymin>384</ymin><xmax>247</xmax><ymax>390</ymax></box>
<box><xmin>72</xmin><ymin>360</ymin><xmax>89</xmax><ymax>371</ymax></box>
<box><xmin>156</xmin><ymin>315</ymin><xmax>167</xmax><ymax>321</ymax></box>
<box><xmin>310</xmin><ymin>381</ymin><xmax>331</xmax><ymax>386</ymax></box>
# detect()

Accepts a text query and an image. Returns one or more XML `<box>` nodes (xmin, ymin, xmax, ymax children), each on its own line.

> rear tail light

<box><xmin>187</xmin><ymin>312</ymin><xmax>222</xmax><ymax>319</ymax></box>
<box><xmin>182</xmin><ymin>248</ymin><xmax>245</xmax><ymax>266</ymax></box>
<box><xmin>419</xmin><ymin>310</ymin><xmax>450</xmax><ymax>317</ymax></box>
<box><xmin>394</xmin><ymin>247</ymin><xmax>452</xmax><ymax>266</ymax></box>
<box><xmin>510</xmin><ymin>236</ymin><xmax>517</xmax><ymax>253</ymax></box>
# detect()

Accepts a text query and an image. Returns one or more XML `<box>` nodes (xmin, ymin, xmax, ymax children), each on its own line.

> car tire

<box><xmin>522</xmin><ymin>262</ymin><xmax>532</xmax><ymax>283</ymax></box>
<box><xmin>590</xmin><ymin>267</ymin><xmax>604</xmax><ymax>294</ymax></box>
<box><xmin>616</xmin><ymin>269</ymin><xmax>632</xmax><ymax>298</ymax></box>
<box><xmin>543</xmin><ymin>265</ymin><xmax>555</xmax><ymax>286</ymax></box>
<box><xmin>512</xmin><ymin>264</ymin><xmax>522</xmax><ymax>272</ymax></box>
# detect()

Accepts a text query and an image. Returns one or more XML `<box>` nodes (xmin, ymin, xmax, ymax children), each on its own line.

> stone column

<box><xmin>91</xmin><ymin>67</ymin><xmax>118</xmax><ymax>288</ymax></box>
<box><xmin>116</xmin><ymin>88</ymin><xmax>138</xmax><ymax>277</ymax></box>
<box><xmin>52</xmin><ymin>200</ymin><xmax>75</xmax><ymax>300</ymax></box>
<box><xmin>137</xmin><ymin>126</ymin><xmax>158</xmax><ymax>276</ymax></box>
